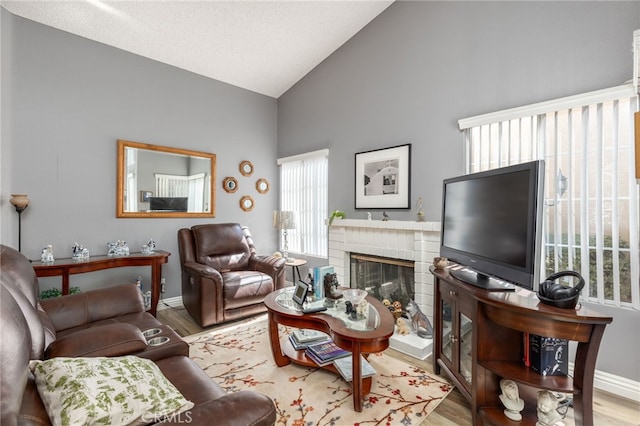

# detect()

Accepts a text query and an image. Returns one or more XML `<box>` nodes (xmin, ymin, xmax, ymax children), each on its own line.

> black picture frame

<box><xmin>355</xmin><ymin>143</ymin><xmax>411</xmax><ymax>209</ymax></box>
<box><xmin>292</xmin><ymin>280</ymin><xmax>309</xmax><ymax>306</ymax></box>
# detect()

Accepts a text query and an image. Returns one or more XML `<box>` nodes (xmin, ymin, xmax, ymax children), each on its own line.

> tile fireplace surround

<box><xmin>328</xmin><ymin>219</ymin><xmax>442</xmax><ymax>359</ymax></box>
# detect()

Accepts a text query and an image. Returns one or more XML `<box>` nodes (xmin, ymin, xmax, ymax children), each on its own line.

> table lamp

<box><xmin>273</xmin><ymin>211</ymin><xmax>296</xmax><ymax>260</ymax></box>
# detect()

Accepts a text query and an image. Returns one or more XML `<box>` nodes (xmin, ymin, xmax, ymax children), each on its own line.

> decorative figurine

<box><xmin>141</xmin><ymin>238</ymin><xmax>156</xmax><ymax>254</ymax></box>
<box><xmin>406</xmin><ymin>300</ymin><xmax>433</xmax><ymax>339</ymax></box>
<box><xmin>433</xmin><ymin>256</ymin><xmax>448</xmax><ymax>269</ymax></box>
<box><xmin>41</xmin><ymin>245</ymin><xmax>55</xmax><ymax>263</ymax></box>
<box><xmin>382</xmin><ymin>211</ymin><xmax>390</xmax><ymax>221</ymax></box>
<box><xmin>323</xmin><ymin>273</ymin><xmax>343</xmax><ymax>300</ymax></box>
<box><xmin>72</xmin><ymin>242</ymin><xmax>90</xmax><ymax>260</ymax></box>
<box><xmin>391</xmin><ymin>300</ymin><xmax>404</xmax><ymax>319</ymax></box>
<box><xmin>499</xmin><ymin>379</ymin><xmax>525</xmax><ymax>421</ymax></box>
<box><xmin>356</xmin><ymin>299</ymin><xmax>369</xmax><ymax>318</ymax></box>
<box><xmin>396</xmin><ymin>317</ymin><xmax>410</xmax><ymax>335</ymax></box>
<box><xmin>367</xmin><ymin>212</ymin><xmax>372</xmax><ymax>221</ymax></box>
<box><xmin>345</xmin><ymin>301</ymin><xmax>357</xmax><ymax>320</ymax></box>
<box><xmin>107</xmin><ymin>240</ymin><xmax>130</xmax><ymax>256</ymax></box>
<box><xmin>536</xmin><ymin>390</ymin><xmax>562</xmax><ymax>426</ymax></box>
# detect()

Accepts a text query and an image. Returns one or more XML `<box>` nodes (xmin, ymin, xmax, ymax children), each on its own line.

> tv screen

<box><xmin>149</xmin><ymin>197</ymin><xmax>188</xmax><ymax>212</ymax></box>
<box><xmin>440</xmin><ymin>160</ymin><xmax>544</xmax><ymax>291</ymax></box>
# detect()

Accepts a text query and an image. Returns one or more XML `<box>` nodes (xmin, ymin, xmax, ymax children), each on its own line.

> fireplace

<box><xmin>350</xmin><ymin>253</ymin><xmax>415</xmax><ymax>308</ymax></box>
<box><xmin>328</xmin><ymin>219</ymin><xmax>441</xmax><ymax>359</ymax></box>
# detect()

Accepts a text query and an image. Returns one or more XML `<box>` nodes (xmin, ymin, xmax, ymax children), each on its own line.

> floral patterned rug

<box><xmin>185</xmin><ymin>316</ymin><xmax>453</xmax><ymax>425</ymax></box>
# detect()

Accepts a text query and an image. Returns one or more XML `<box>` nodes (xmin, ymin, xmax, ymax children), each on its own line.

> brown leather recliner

<box><xmin>178</xmin><ymin>223</ymin><xmax>286</xmax><ymax>327</ymax></box>
<box><xmin>0</xmin><ymin>244</ymin><xmax>277</xmax><ymax>426</ymax></box>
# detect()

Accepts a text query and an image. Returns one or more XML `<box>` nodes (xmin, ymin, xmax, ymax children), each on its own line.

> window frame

<box><xmin>277</xmin><ymin>149</ymin><xmax>329</xmax><ymax>259</ymax></box>
<box><xmin>459</xmin><ymin>84</ymin><xmax>639</xmax><ymax>310</ymax></box>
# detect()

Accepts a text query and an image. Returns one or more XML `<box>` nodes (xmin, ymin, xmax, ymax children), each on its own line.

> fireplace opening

<box><xmin>350</xmin><ymin>253</ymin><xmax>415</xmax><ymax>308</ymax></box>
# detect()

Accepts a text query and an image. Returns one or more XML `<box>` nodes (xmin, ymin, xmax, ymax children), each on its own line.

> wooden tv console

<box><xmin>431</xmin><ymin>266</ymin><xmax>612</xmax><ymax>426</ymax></box>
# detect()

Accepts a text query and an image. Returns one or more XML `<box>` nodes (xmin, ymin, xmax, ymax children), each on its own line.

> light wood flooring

<box><xmin>157</xmin><ymin>304</ymin><xmax>639</xmax><ymax>425</ymax></box>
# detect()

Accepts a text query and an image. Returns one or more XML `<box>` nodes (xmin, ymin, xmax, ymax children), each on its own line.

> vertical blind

<box><xmin>460</xmin><ymin>84</ymin><xmax>639</xmax><ymax>309</ymax></box>
<box><xmin>155</xmin><ymin>173</ymin><xmax>206</xmax><ymax>212</ymax></box>
<box><xmin>278</xmin><ymin>149</ymin><xmax>329</xmax><ymax>258</ymax></box>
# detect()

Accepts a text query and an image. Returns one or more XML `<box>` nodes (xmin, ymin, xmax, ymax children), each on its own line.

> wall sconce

<box><xmin>9</xmin><ymin>194</ymin><xmax>30</xmax><ymax>252</ymax></box>
<box><xmin>273</xmin><ymin>211</ymin><xmax>296</xmax><ymax>260</ymax></box>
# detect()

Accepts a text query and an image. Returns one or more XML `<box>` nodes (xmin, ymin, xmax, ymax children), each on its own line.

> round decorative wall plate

<box><xmin>239</xmin><ymin>161</ymin><xmax>254</xmax><ymax>177</ymax></box>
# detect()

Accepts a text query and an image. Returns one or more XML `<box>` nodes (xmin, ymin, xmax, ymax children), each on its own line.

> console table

<box><xmin>32</xmin><ymin>250</ymin><xmax>170</xmax><ymax>316</ymax></box>
<box><xmin>431</xmin><ymin>266</ymin><xmax>612</xmax><ymax>426</ymax></box>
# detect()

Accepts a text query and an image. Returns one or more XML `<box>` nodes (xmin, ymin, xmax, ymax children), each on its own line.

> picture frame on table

<box><xmin>355</xmin><ymin>143</ymin><xmax>411</xmax><ymax>209</ymax></box>
<box><xmin>292</xmin><ymin>280</ymin><xmax>309</xmax><ymax>306</ymax></box>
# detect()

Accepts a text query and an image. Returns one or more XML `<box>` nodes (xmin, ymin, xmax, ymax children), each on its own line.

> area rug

<box><xmin>185</xmin><ymin>315</ymin><xmax>453</xmax><ymax>425</ymax></box>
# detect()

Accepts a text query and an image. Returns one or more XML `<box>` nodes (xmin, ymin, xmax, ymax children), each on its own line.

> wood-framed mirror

<box><xmin>223</xmin><ymin>177</ymin><xmax>239</xmax><ymax>193</ymax></box>
<box><xmin>239</xmin><ymin>160</ymin><xmax>254</xmax><ymax>176</ymax></box>
<box><xmin>116</xmin><ymin>139</ymin><xmax>216</xmax><ymax>218</ymax></box>
<box><xmin>240</xmin><ymin>195</ymin><xmax>254</xmax><ymax>212</ymax></box>
<box><xmin>255</xmin><ymin>178</ymin><xmax>270</xmax><ymax>194</ymax></box>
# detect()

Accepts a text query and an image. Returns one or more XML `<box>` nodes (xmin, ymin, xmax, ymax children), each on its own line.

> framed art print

<box><xmin>355</xmin><ymin>143</ymin><xmax>411</xmax><ymax>209</ymax></box>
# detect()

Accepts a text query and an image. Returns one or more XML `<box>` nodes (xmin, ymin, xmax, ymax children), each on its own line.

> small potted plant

<box><xmin>329</xmin><ymin>210</ymin><xmax>346</xmax><ymax>225</ymax></box>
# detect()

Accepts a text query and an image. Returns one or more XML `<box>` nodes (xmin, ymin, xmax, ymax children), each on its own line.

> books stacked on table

<box><xmin>305</xmin><ymin>341</ymin><xmax>350</xmax><ymax>366</ymax></box>
<box><xmin>333</xmin><ymin>355</ymin><xmax>376</xmax><ymax>382</ymax></box>
<box><xmin>289</xmin><ymin>329</ymin><xmax>331</xmax><ymax>351</ymax></box>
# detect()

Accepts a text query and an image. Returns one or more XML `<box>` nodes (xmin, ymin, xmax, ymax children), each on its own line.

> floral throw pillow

<box><xmin>29</xmin><ymin>356</ymin><xmax>194</xmax><ymax>426</ymax></box>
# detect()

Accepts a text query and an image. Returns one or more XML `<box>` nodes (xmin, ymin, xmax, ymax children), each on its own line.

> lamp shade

<box><xmin>273</xmin><ymin>211</ymin><xmax>296</xmax><ymax>230</ymax></box>
<box><xmin>9</xmin><ymin>194</ymin><xmax>30</xmax><ymax>211</ymax></box>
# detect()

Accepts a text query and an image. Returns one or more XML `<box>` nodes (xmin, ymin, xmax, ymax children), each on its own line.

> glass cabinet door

<box><xmin>441</xmin><ymin>299</ymin><xmax>453</xmax><ymax>363</ymax></box>
<box><xmin>459</xmin><ymin>312</ymin><xmax>473</xmax><ymax>387</ymax></box>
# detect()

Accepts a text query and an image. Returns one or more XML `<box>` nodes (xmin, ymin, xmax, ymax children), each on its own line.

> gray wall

<box><xmin>1</xmin><ymin>10</ymin><xmax>280</xmax><ymax>297</ymax></box>
<box><xmin>277</xmin><ymin>2</ymin><xmax>639</xmax><ymax>382</ymax></box>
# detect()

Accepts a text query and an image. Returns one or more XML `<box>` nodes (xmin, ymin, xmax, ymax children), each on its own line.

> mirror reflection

<box><xmin>117</xmin><ymin>140</ymin><xmax>216</xmax><ymax>218</ymax></box>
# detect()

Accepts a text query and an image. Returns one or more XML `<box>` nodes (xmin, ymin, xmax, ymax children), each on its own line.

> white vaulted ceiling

<box><xmin>2</xmin><ymin>0</ymin><xmax>394</xmax><ymax>98</ymax></box>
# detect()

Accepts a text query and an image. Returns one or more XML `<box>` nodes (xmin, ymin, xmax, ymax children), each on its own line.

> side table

<box><xmin>285</xmin><ymin>258</ymin><xmax>307</xmax><ymax>283</ymax></box>
<box><xmin>32</xmin><ymin>251</ymin><xmax>170</xmax><ymax>317</ymax></box>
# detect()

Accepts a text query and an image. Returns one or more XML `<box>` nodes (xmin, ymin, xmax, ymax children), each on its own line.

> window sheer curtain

<box><xmin>278</xmin><ymin>149</ymin><xmax>329</xmax><ymax>258</ymax></box>
<box><xmin>460</xmin><ymin>85</ymin><xmax>639</xmax><ymax>309</ymax></box>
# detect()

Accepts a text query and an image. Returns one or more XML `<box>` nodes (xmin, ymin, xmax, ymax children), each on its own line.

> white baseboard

<box><xmin>569</xmin><ymin>363</ymin><xmax>640</xmax><ymax>403</ymax></box>
<box><xmin>156</xmin><ymin>296</ymin><xmax>183</xmax><ymax>310</ymax></box>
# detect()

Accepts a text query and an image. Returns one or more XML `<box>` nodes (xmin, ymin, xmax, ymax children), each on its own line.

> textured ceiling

<box><xmin>2</xmin><ymin>0</ymin><xmax>394</xmax><ymax>98</ymax></box>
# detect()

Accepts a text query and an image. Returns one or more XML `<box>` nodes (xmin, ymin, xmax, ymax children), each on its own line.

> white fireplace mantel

<box><xmin>327</xmin><ymin>219</ymin><xmax>441</xmax><ymax>321</ymax></box>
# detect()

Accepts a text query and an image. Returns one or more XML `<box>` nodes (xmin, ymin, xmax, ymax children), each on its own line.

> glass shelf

<box><xmin>275</xmin><ymin>288</ymin><xmax>380</xmax><ymax>331</ymax></box>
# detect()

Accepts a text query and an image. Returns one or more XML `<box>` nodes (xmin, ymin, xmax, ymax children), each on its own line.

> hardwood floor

<box><xmin>157</xmin><ymin>305</ymin><xmax>639</xmax><ymax>425</ymax></box>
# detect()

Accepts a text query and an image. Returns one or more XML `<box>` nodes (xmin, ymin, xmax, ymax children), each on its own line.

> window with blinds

<box><xmin>278</xmin><ymin>149</ymin><xmax>329</xmax><ymax>258</ymax></box>
<box><xmin>459</xmin><ymin>85</ymin><xmax>639</xmax><ymax>309</ymax></box>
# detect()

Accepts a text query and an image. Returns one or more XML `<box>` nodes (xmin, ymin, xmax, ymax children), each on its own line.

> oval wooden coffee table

<box><xmin>264</xmin><ymin>287</ymin><xmax>395</xmax><ymax>412</ymax></box>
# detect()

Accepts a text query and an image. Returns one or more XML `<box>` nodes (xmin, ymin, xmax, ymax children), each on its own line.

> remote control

<box><xmin>302</xmin><ymin>306</ymin><xmax>327</xmax><ymax>314</ymax></box>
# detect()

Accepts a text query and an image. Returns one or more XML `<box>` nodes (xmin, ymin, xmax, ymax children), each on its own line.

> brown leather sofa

<box><xmin>0</xmin><ymin>244</ymin><xmax>276</xmax><ymax>426</ymax></box>
<box><xmin>178</xmin><ymin>223</ymin><xmax>286</xmax><ymax>327</ymax></box>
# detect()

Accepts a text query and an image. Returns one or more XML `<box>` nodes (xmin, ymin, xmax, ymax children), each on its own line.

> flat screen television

<box><xmin>440</xmin><ymin>160</ymin><xmax>545</xmax><ymax>291</ymax></box>
<box><xmin>149</xmin><ymin>197</ymin><xmax>188</xmax><ymax>212</ymax></box>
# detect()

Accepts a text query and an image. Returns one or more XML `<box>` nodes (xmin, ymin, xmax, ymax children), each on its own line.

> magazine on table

<box><xmin>292</xmin><ymin>329</ymin><xmax>330</xmax><ymax>344</ymax></box>
<box><xmin>306</xmin><ymin>341</ymin><xmax>349</xmax><ymax>361</ymax></box>
<box><xmin>289</xmin><ymin>334</ymin><xmax>331</xmax><ymax>351</ymax></box>
<box><xmin>305</xmin><ymin>349</ymin><xmax>339</xmax><ymax>367</ymax></box>
<box><xmin>333</xmin><ymin>355</ymin><xmax>376</xmax><ymax>382</ymax></box>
